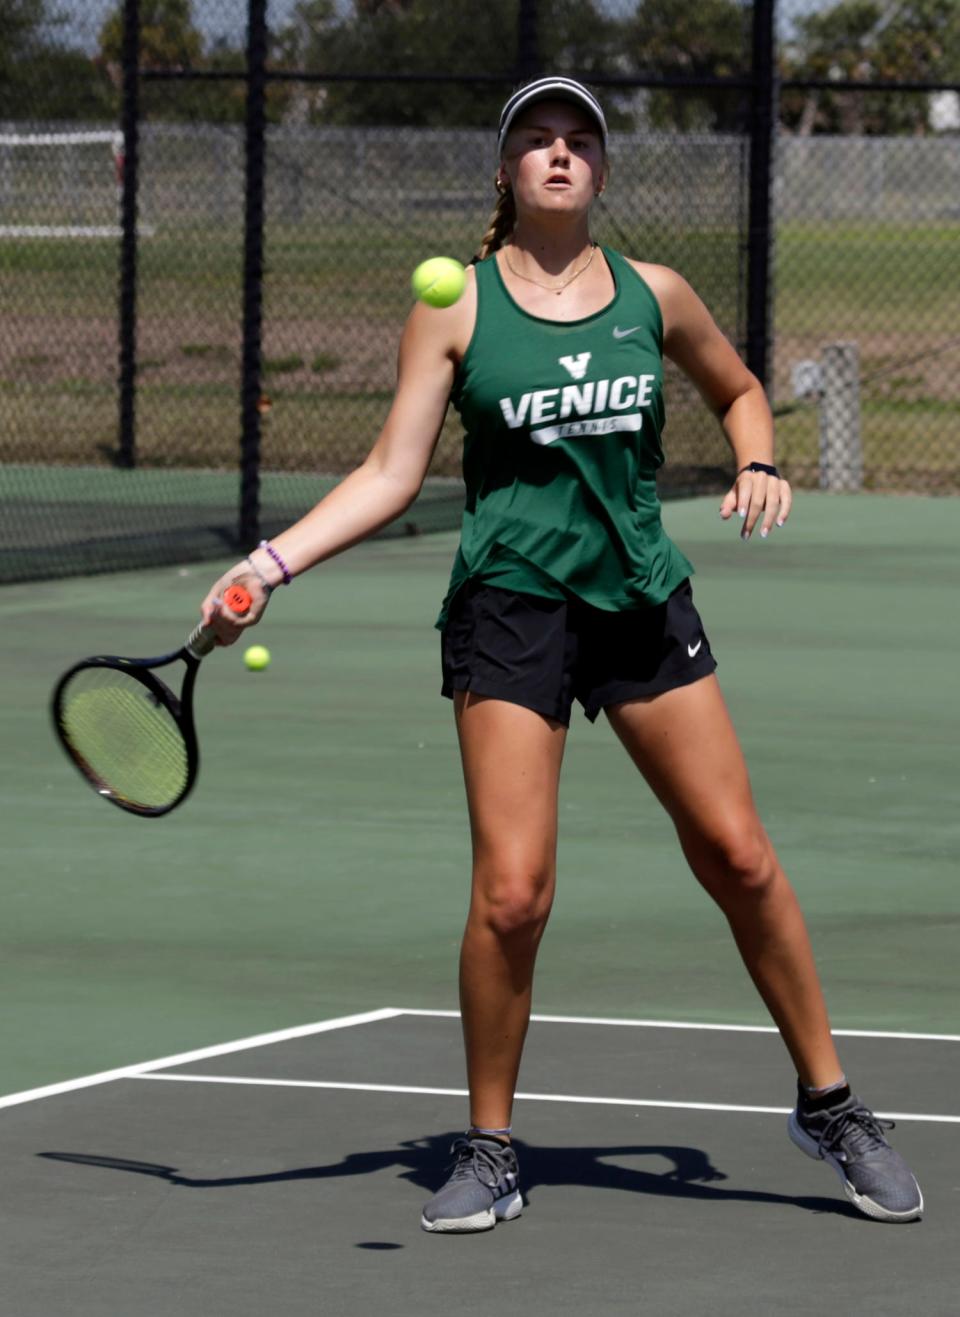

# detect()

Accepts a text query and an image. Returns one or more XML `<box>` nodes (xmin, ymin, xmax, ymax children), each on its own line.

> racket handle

<box><xmin>186</xmin><ymin>623</ymin><xmax>219</xmax><ymax>659</ymax></box>
<box><xmin>186</xmin><ymin>584</ymin><xmax>252</xmax><ymax>659</ymax></box>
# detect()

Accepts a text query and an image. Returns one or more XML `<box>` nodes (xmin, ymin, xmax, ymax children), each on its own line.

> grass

<box><xmin>12</xmin><ymin>353</ymin><xmax>53</xmax><ymax>368</ymax></box>
<box><xmin>776</xmin><ymin>222</ymin><xmax>959</xmax><ymax>335</ymax></box>
<box><xmin>0</xmin><ymin>375</ymin><xmax>457</xmax><ymax>473</ymax></box>
<box><xmin>775</xmin><ymin>398</ymin><xmax>960</xmax><ymax>492</ymax></box>
<box><xmin>0</xmin><ymin>218</ymin><xmax>956</xmax><ymax>489</ymax></box>
<box><xmin>263</xmin><ymin>354</ymin><xmax>305</xmax><ymax>374</ymax></box>
<box><xmin>180</xmin><ymin>343</ymin><xmax>233</xmax><ymax>361</ymax></box>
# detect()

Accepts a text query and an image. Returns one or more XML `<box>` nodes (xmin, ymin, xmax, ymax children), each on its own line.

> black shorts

<box><xmin>440</xmin><ymin>577</ymin><xmax>717</xmax><ymax>727</ymax></box>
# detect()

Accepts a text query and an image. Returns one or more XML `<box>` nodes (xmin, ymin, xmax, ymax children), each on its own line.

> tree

<box><xmin>99</xmin><ymin>0</ymin><xmax>204</xmax><ymax>72</ymax></box>
<box><xmin>0</xmin><ymin>0</ymin><xmax>41</xmax><ymax>50</ymax></box>
<box><xmin>873</xmin><ymin>0</ymin><xmax>960</xmax><ymax>130</ymax></box>
<box><xmin>279</xmin><ymin>0</ymin><xmax>518</xmax><ymax>128</ymax></box>
<box><xmin>274</xmin><ymin>0</ymin><xmax>628</xmax><ymax>128</ymax></box>
<box><xmin>0</xmin><ymin>0</ymin><xmax>50</xmax><ymax>118</ymax></box>
<box><xmin>781</xmin><ymin>0</ymin><xmax>960</xmax><ymax>135</ymax></box>
<box><xmin>622</xmin><ymin>0</ymin><xmax>750</xmax><ymax>132</ymax></box>
<box><xmin>98</xmin><ymin>0</ymin><xmax>247</xmax><ymax>123</ymax></box>
<box><xmin>15</xmin><ymin>48</ymin><xmax>116</xmax><ymax>120</ymax></box>
<box><xmin>874</xmin><ymin>0</ymin><xmax>960</xmax><ymax>78</ymax></box>
<box><xmin>0</xmin><ymin>0</ymin><xmax>115</xmax><ymax>120</ymax></box>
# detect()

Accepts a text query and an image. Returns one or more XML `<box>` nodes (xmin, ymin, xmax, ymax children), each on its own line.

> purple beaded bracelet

<box><xmin>258</xmin><ymin>539</ymin><xmax>292</xmax><ymax>586</ymax></box>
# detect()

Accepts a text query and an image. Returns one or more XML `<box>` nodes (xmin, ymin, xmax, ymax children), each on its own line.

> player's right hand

<box><xmin>201</xmin><ymin>564</ymin><xmax>271</xmax><ymax>645</ymax></box>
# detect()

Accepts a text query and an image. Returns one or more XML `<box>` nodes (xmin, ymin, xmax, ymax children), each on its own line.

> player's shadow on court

<box><xmin>38</xmin><ymin>1134</ymin><xmax>859</xmax><ymax>1219</ymax></box>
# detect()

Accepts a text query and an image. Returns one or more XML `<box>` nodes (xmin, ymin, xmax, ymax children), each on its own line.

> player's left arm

<box><xmin>632</xmin><ymin>261</ymin><xmax>791</xmax><ymax>540</ymax></box>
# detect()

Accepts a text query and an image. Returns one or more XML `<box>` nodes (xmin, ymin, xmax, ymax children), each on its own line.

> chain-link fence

<box><xmin>1</xmin><ymin>0</ymin><xmax>958</xmax><ymax>584</ymax></box>
<box><xmin>774</xmin><ymin>0</ymin><xmax>960</xmax><ymax>493</ymax></box>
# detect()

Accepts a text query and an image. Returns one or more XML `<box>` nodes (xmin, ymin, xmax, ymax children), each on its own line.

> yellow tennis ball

<box><xmin>243</xmin><ymin>644</ymin><xmax>271</xmax><ymax>671</ymax></box>
<box><xmin>411</xmin><ymin>256</ymin><xmax>466</xmax><ymax>308</ymax></box>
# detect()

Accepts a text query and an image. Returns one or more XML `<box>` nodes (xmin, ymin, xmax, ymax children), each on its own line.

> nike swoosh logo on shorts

<box><xmin>688</xmin><ymin>639</ymin><xmax>703</xmax><ymax>658</ymax></box>
<box><xmin>612</xmin><ymin>325</ymin><xmax>641</xmax><ymax>339</ymax></box>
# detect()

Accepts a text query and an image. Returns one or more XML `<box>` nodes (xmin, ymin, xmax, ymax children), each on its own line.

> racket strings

<box><xmin>58</xmin><ymin>667</ymin><xmax>189</xmax><ymax>810</ymax></box>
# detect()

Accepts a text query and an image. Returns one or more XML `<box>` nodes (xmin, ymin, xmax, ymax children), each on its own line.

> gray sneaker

<box><xmin>788</xmin><ymin>1090</ymin><xmax>923</xmax><ymax>1222</ymax></box>
<box><xmin>421</xmin><ymin>1136</ymin><xmax>523</xmax><ymax>1233</ymax></box>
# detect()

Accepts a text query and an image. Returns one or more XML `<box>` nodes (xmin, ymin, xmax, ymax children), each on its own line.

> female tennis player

<box><xmin>202</xmin><ymin>76</ymin><xmax>922</xmax><ymax>1231</ymax></box>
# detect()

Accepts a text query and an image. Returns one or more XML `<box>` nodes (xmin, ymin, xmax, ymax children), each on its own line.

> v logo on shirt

<box><xmin>558</xmin><ymin>352</ymin><xmax>591</xmax><ymax>380</ymax></box>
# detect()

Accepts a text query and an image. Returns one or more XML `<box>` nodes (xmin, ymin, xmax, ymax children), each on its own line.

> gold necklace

<box><xmin>503</xmin><ymin>242</ymin><xmax>597</xmax><ymax>295</ymax></box>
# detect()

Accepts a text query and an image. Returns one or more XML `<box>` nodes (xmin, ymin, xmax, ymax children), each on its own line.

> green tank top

<box><xmin>437</xmin><ymin>246</ymin><xmax>694</xmax><ymax>628</ymax></box>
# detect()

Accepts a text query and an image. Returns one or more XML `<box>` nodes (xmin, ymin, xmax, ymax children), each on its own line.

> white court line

<box><xmin>397</xmin><ymin>1009</ymin><xmax>960</xmax><ymax>1043</ymax></box>
<box><xmin>0</xmin><ymin>1009</ymin><xmax>402</xmax><ymax>1111</ymax></box>
<box><xmin>136</xmin><ymin>1073</ymin><xmax>960</xmax><ymax>1126</ymax></box>
<box><xmin>4</xmin><ymin>1006</ymin><xmax>957</xmax><ymax>1112</ymax></box>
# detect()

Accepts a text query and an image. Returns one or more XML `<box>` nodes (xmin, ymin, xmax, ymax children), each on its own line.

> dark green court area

<box><xmin>1</xmin><ymin>1011</ymin><xmax>955</xmax><ymax>1316</ymax></box>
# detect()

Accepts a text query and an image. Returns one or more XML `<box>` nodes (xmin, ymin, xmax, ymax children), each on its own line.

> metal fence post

<box><xmin>517</xmin><ymin>0</ymin><xmax>540</xmax><ymax>82</ymax></box>
<box><xmin>239</xmin><ymin>0</ymin><xmax>268</xmax><ymax>549</ymax></box>
<box><xmin>117</xmin><ymin>0</ymin><xmax>141</xmax><ymax>469</ymax></box>
<box><xmin>745</xmin><ymin>0</ymin><xmax>776</xmax><ymax>392</ymax></box>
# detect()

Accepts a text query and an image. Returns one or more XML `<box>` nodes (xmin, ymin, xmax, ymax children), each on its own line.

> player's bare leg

<box><xmin>606</xmin><ymin>675</ymin><xmax>844</xmax><ymax>1089</ymax></box>
<box><xmin>453</xmin><ymin>691</ymin><xmax>567</xmax><ymax>1133</ymax></box>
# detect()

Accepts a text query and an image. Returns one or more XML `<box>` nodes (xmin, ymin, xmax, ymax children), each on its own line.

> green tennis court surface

<box><xmin>1</xmin><ymin>493</ymin><xmax>958</xmax><ymax>1312</ymax></box>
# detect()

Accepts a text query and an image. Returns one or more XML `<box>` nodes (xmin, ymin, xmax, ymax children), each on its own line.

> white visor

<box><xmin>497</xmin><ymin>77</ymin><xmax>608</xmax><ymax>156</ymax></box>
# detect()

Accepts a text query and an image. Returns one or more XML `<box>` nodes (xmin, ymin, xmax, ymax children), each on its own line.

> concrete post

<box><xmin>819</xmin><ymin>342</ymin><xmax>863</xmax><ymax>491</ymax></box>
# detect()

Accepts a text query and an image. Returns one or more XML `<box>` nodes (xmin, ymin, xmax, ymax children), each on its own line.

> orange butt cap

<box><xmin>223</xmin><ymin>584</ymin><xmax>252</xmax><ymax>615</ymax></box>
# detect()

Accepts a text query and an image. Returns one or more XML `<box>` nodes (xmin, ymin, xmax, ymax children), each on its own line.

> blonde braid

<box><xmin>475</xmin><ymin>181</ymin><xmax>517</xmax><ymax>262</ymax></box>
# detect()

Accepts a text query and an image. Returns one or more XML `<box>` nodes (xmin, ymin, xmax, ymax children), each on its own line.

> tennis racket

<box><xmin>51</xmin><ymin>584</ymin><xmax>252</xmax><ymax>818</ymax></box>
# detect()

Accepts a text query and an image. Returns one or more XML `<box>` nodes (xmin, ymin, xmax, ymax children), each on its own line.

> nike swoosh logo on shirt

<box><xmin>688</xmin><ymin>639</ymin><xmax>703</xmax><ymax>658</ymax></box>
<box><xmin>612</xmin><ymin>325</ymin><xmax>641</xmax><ymax>339</ymax></box>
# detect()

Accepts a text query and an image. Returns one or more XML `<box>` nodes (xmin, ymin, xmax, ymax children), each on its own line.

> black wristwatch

<box><xmin>738</xmin><ymin>461</ymin><xmax>780</xmax><ymax>477</ymax></box>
